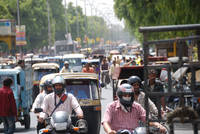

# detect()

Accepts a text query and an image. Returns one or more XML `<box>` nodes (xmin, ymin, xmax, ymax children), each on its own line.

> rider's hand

<box><xmin>108</xmin><ymin>130</ymin><xmax>116</xmax><ymax>134</ymax></box>
<box><xmin>153</xmin><ymin>122</ymin><xmax>167</xmax><ymax>134</ymax></box>
<box><xmin>38</xmin><ymin>117</ymin><xmax>44</xmax><ymax>123</ymax></box>
<box><xmin>157</xmin><ymin>123</ymin><xmax>167</xmax><ymax>134</ymax></box>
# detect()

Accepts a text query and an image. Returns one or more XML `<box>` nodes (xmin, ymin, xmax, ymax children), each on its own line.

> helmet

<box><xmin>64</xmin><ymin>61</ymin><xmax>69</xmax><ymax>65</ymax></box>
<box><xmin>128</xmin><ymin>76</ymin><xmax>141</xmax><ymax>85</ymax></box>
<box><xmin>52</xmin><ymin>75</ymin><xmax>65</xmax><ymax>85</ymax></box>
<box><xmin>128</xmin><ymin>76</ymin><xmax>142</xmax><ymax>95</ymax></box>
<box><xmin>43</xmin><ymin>79</ymin><xmax>53</xmax><ymax>94</ymax></box>
<box><xmin>117</xmin><ymin>83</ymin><xmax>134</xmax><ymax>112</ymax></box>
<box><xmin>52</xmin><ymin>76</ymin><xmax>65</xmax><ymax>95</ymax></box>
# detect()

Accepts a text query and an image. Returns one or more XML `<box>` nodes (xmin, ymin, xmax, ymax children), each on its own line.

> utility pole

<box><xmin>84</xmin><ymin>0</ymin><xmax>88</xmax><ymax>52</ymax></box>
<box><xmin>17</xmin><ymin>0</ymin><xmax>23</xmax><ymax>58</ymax></box>
<box><xmin>46</xmin><ymin>0</ymin><xmax>52</xmax><ymax>47</ymax></box>
<box><xmin>64</xmin><ymin>0</ymin><xmax>68</xmax><ymax>34</ymax></box>
<box><xmin>76</xmin><ymin>0</ymin><xmax>79</xmax><ymax>38</ymax></box>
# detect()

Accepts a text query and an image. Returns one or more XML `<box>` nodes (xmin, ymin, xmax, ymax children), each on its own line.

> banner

<box><xmin>16</xmin><ymin>25</ymin><xmax>27</xmax><ymax>46</ymax></box>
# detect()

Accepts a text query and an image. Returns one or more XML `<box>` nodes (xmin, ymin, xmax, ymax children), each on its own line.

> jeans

<box><xmin>1</xmin><ymin>116</ymin><xmax>15</xmax><ymax>134</ymax></box>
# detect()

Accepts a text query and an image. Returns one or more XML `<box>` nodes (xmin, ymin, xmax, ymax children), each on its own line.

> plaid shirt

<box><xmin>102</xmin><ymin>100</ymin><xmax>146</xmax><ymax>131</ymax></box>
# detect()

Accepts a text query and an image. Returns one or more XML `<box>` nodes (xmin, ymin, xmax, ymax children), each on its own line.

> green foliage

<box><xmin>87</xmin><ymin>16</ymin><xmax>107</xmax><ymax>39</ymax></box>
<box><xmin>114</xmin><ymin>0</ymin><xmax>200</xmax><ymax>41</ymax></box>
<box><xmin>0</xmin><ymin>0</ymin><xmax>109</xmax><ymax>52</ymax></box>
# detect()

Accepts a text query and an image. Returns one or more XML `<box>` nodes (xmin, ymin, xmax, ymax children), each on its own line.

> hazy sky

<box><xmin>63</xmin><ymin>0</ymin><xmax>124</xmax><ymax>26</ymax></box>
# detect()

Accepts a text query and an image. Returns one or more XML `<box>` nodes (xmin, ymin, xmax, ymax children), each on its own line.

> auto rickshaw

<box><xmin>44</xmin><ymin>72</ymin><xmax>101</xmax><ymax>134</ymax></box>
<box><xmin>81</xmin><ymin>59</ymin><xmax>100</xmax><ymax>75</ymax></box>
<box><xmin>44</xmin><ymin>56</ymin><xmax>63</xmax><ymax>70</ymax></box>
<box><xmin>32</xmin><ymin>63</ymin><xmax>59</xmax><ymax>101</ymax></box>
<box><xmin>0</xmin><ymin>68</ymin><xmax>33</xmax><ymax>129</ymax></box>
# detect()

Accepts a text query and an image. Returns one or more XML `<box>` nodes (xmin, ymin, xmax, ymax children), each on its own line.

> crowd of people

<box><xmin>0</xmin><ymin>55</ymin><xmax>169</xmax><ymax>134</ymax></box>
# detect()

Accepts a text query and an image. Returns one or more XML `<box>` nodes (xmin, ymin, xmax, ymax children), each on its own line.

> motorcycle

<box><xmin>116</xmin><ymin>126</ymin><xmax>168</xmax><ymax>134</ymax></box>
<box><xmin>35</xmin><ymin>108</ymin><xmax>88</xmax><ymax>134</ymax></box>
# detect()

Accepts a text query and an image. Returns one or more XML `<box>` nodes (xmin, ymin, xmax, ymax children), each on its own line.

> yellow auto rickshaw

<box><xmin>32</xmin><ymin>63</ymin><xmax>59</xmax><ymax>101</ymax></box>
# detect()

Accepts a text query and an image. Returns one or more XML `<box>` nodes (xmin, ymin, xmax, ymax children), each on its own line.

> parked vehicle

<box><xmin>0</xmin><ymin>68</ymin><xmax>33</xmax><ymax>129</ymax></box>
<box><xmin>32</xmin><ymin>63</ymin><xmax>60</xmax><ymax>101</ymax></box>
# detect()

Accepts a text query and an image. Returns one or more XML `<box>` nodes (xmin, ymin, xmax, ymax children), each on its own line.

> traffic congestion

<box><xmin>1</xmin><ymin>0</ymin><xmax>200</xmax><ymax>134</ymax></box>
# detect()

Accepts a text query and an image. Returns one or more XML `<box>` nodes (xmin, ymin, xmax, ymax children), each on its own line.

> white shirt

<box><xmin>59</xmin><ymin>67</ymin><xmax>73</xmax><ymax>73</ymax></box>
<box><xmin>40</xmin><ymin>92</ymin><xmax>83</xmax><ymax>119</ymax></box>
<box><xmin>31</xmin><ymin>91</ymin><xmax>47</xmax><ymax>112</ymax></box>
<box><xmin>136</xmin><ymin>91</ymin><xmax>158</xmax><ymax>117</ymax></box>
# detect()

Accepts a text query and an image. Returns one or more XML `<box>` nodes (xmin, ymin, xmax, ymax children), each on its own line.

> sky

<box><xmin>62</xmin><ymin>0</ymin><xmax>124</xmax><ymax>27</ymax></box>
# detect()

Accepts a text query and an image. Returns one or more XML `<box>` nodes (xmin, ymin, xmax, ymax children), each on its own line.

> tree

<box><xmin>87</xmin><ymin>16</ymin><xmax>107</xmax><ymax>40</ymax></box>
<box><xmin>114</xmin><ymin>0</ymin><xmax>200</xmax><ymax>40</ymax></box>
<box><xmin>49</xmin><ymin>0</ymin><xmax>66</xmax><ymax>40</ymax></box>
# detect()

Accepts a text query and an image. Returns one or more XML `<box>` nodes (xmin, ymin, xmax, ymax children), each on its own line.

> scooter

<box><xmin>35</xmin><ymin>108</ymin><xmax>88</xmax><ymax>134</ymax></box>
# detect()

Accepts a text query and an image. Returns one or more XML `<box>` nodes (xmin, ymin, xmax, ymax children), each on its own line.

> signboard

<box><xmin>16</xmin><ymin>25</ymin><xmax>27</xmax><ymax>46</ymax></box>
<box><xmin>0</xmin><ymin>20</ymin><xmax>16</xmax><ymax>36</ymax></box>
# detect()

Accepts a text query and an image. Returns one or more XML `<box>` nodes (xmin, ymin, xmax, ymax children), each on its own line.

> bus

<box><xmin>54</xmin><ymin>40</ymin><xmax>80</xmax><ymax>55</ymax></box>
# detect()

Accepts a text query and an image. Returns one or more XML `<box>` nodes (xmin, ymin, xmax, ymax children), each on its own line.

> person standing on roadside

<box><xmin>0</xmin><ymin>78</ymin><xmax>17</xmax><ymax>134</ymax></box>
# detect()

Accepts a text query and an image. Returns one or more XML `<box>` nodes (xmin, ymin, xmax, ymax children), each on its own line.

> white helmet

<box><xmin>52</xmin><ymin>75</ymin><xmax>65</xmax><ymax>85</ymax></box>
<box><xmin>64</xmin><ymin>61</ymin><xmax>69</xmax><ymax>65</ymax></box>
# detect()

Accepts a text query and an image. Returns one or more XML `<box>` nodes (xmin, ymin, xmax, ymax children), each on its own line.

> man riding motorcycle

<box><xmin>102</xmin><ymin>83</ymin><xmax>166</xmax><ymax>134</ymax></box>
<box><xmin>38</xmin><ymin>75</ymin><xmax>83</xmax><ymax>126</ymax></box>
<box><xmin>128</xmin><ymin>76</ymin><xmax>158</xmax><ymax>118</ymax></box>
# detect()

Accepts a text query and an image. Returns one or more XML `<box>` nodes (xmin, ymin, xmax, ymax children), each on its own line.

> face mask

<box><xmin>122</xmin><ymin>96</ymin><xmax>131</xmax><ymax>101</ymax></box>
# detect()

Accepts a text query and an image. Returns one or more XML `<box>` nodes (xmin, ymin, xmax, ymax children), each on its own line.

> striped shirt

<box><xmin>40</xmin><ymin>92</ymin><xmax>83</xmax><ymax>119</ymax></box>
<box><xmin>102</xmin><ymin>100</ymin><xmax>146</xmax><ymax>131</ymax></box>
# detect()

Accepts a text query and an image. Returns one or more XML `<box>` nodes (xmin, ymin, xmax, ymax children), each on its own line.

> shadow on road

<box><xmin>0</xmin><ymin>127</ymin><xmax>36</xmax><ymax>133</ymax></box>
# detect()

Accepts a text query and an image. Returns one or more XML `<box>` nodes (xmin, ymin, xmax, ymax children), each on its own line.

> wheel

<box><xmin>24</xmin><ymin>114</ymin><xmax>31</xmax><ymax>129</ymax></box>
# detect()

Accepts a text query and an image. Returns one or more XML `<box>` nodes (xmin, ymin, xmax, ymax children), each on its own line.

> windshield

<box><xmin>65</xmin><ymin>79</ymin><xmax>99</xmax><ymax>100</ymax></box>
<box><xmin>64</xmin><ymin>58</ymin><xmax>82</xmax><ymax>67</ymax></box>
<box><xmin>33</xmin><ymin>69</ymin><xmax>57</xmax><ymax>81</ymax></box>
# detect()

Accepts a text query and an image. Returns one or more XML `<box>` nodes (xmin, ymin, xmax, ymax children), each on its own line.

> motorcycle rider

<box><xmin>39</xmin><ymin>75</ymin><xmax>83</xmax><ymax>122</ymax></box>
<box><xmin>102</xmin><ymin>83</ymin><xmax>166</xmax><ymax>134</ymax></box>
<box><xmin>31</xmin><ymin>79</ymin><xmax>53</xmax><ymax>133</ymax></box>
<box><xmin>147</xmin><ymin>69</ymin><xmax>166</xmax><ymax>112</ymax></box>
<box><xmin>128</xmin><ymin>76</ymin><xmax>158</xmax><ymax>118</ymax></box>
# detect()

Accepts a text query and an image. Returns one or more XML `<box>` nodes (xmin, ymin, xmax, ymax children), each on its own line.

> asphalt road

<box><xmin>0</xmin><ymin>84</ymin><xmax>199</xmax><ymax>134</ymax></box>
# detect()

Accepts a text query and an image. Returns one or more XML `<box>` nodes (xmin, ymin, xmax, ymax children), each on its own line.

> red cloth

<box><xmin>0</xmin><ymin>86</ymin><xmax>17</xmax><ymax>117</ymax></box>
<box><xmin>82</xmin><ymin>67</ymin><xmax>95</xmax><ymax>73</ymax></box>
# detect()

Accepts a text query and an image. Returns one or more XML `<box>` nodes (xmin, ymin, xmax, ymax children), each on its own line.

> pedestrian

<box><xmin>0</xmin><ymin>78</ymin><xmax>17</xmax><ymax>134</ymax></box>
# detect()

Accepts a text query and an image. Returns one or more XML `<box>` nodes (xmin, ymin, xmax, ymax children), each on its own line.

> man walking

<box><xmin>0</xmin><ymin>78</ymin><xmax>17</xmax><ymax>134</ymax></box>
